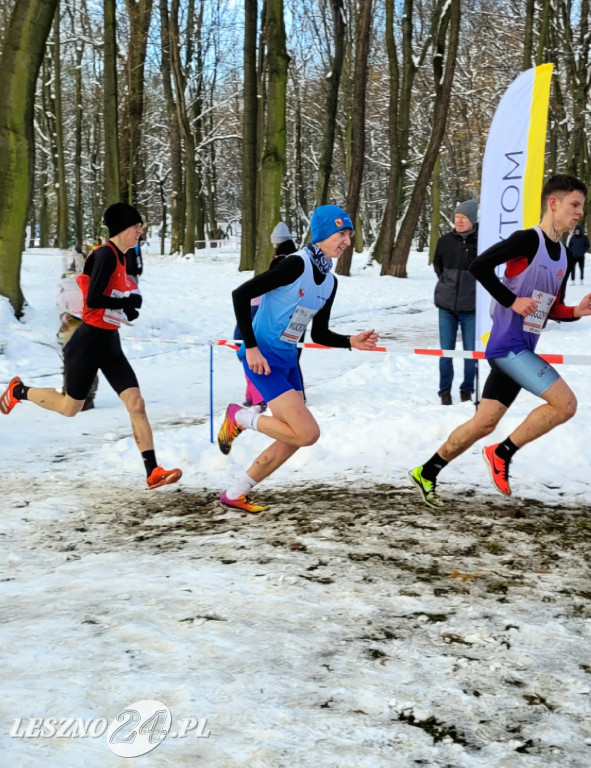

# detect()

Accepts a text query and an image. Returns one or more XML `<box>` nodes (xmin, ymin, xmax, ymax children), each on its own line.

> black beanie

<box><xmin>103</xmin><ymin>202</ymin><xmax>142</xmax><ymax>238</ymax></box>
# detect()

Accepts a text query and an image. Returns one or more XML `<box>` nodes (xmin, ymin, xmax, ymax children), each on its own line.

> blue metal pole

<box><xmin>209</xmin><ymin>343</ymin><xmax>214</xmax><ymax>443</ymax></box>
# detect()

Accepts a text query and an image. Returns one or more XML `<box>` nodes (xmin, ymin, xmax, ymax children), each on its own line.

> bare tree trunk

<box><xmin>336</xmin><ymin>0</ymin><xmax>373</xmax><ymax>276</ymax></box>
<box><xmin>240</xmin><ymin>0</ymin><xmax>258</xmax><ymax>270</ymax></box>
<box><xmin>40</xmin><ymin>62</ymin><xmax>58</xmax><ymax>243</ymax></box>
<box><xmin>26</xmin><ymin>182</ymin><xmax>36</xmax><ymax>249</ymax></box>
<box><xmin>0</xmin><ymin>0</ymin><xmax>59</xmax><ymax>314</ymax></box>
<box><xmin>429</xmin><ymin>152</ymin><xmax>441</xmax><ymax>264</ymax></box>
<box><xmin>560</xmin><ymin>0</ymin><xmax>590</xmax><ymax>181</ymax></box>
<box><xmin>255</xmin><ymin>0</ymin><xmax>289</xmax><ymax>274</ymax></box>
<box><xmin>375</xmin><ymin>0</ymin><xmax>433</xmax><ymax>268</ymax></box>
<box><xmin>120</xmin><ymin>0</ymin><xmax>153</xmax><ymax>204</ymax></box>
<box><xmin>384</xmin><ymin>0</ymin><xmax>461</xmax><ymax>277</ymax></box>
<box><xmin>159</xmin><ymin>0</ymin><xmax>184</xmax><ymax>253</ymax></box>
<box><xmin>371</xmin><ymin>0</ymin><xmax>399</xmax><ymax>265</ymax></box>
<box><xmin>104</xmin><ymin>0</ymin><xmax>120</xmax><ymax>204</ymax></box>
<box><xmin>314</xmin><ymin>0</ymin><xmax>346</xmax><ymax>208</ymax></box>
<box><xmin>74</xmin><ymin>39</ymin><xmax>84</xmax><ymax>250</ymax></box>
<box><xmin>293</xmin><ymin>78</ymin><xmax>307</xmax><ymax>238</ymax></box>
<box><xmin>536</xmin><ymin>0</ymin><xmax>552</xmax><ymax>65</ymax></box>
<box><xmin>52</xmin><ymin>7</ymin><xmax>69</xmax><ymax>249</ymax></box>
<box><xmin>191</xmin><ymin>0</ymin><xmax>207</xmax><ymax>249</ymax></box>
<box><xmin>89</xmin><ymin>82</ymin><xmax>104</xmax><ymax>240</ymax></box>
<box><xmin>170</xmin><ymin>0</ymin><xmax>197</xmax><ymax>255</ymax></box>
<box><xmin>523</xmin><ymin>0</ymin><xmax>535</xmax><ymax>69</ymax></box>
<box><xmin>39</xmin><ymin>139</ymin><xmax>50</xmax><ymax>248</ymax></box>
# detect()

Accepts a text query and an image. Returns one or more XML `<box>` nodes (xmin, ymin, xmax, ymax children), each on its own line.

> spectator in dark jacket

<box><xmin>433</xmin><ymin>200</ymin><xmax>478</xmax><ymax>405</ymax></box>
<box><xmin>566</xmin><ymin>224</ymin><xmax>589</xmax><ymax>284</ymax></box>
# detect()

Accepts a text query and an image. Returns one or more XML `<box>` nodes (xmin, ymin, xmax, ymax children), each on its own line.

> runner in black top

<box><xmin>1</xmin><ymin>203</ymin><xmax>182</xmax><ymax>490</ymax></box>
<box><xmin>232</xmin><ymin>256</ymin><xmax>352</xmax><ymax>351</ymax></box>
<box><xmin>216</xmin><ymin>205</ymin><xmax>378</xmax><ymax>513</ymax></box>
<box><xmin>409</xmin><ymin>175</ymin><xmax>591</xmax><ymax>506</ymax></box>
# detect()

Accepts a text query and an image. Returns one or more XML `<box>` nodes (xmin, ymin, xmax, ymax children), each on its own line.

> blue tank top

<box><xmin>486</xmin><ymin>226</ymin><xmax>567</xmax><ymax>359</ymax></box>
<box><xmin>238</xmin><ymin>247</ymin><xmax>335</xmax><ymax>367</ymax></box>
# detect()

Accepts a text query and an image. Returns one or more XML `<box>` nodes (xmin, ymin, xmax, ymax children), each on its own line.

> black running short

<box><xmin>63</xmin><ymin>323</ymin><xmax>138</xmax><ymax>400</ymax></box>
<box><xmin>481</xmin><ymin>359</ymin><xmax>521</xmax><ymax>408</ymax></box>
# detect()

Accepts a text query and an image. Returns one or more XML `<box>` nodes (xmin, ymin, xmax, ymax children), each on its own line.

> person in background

<box><xmin>56</xmin><ymin>251</ymin><xmax>98</xmax><ymax>411</ymax></box>
<box><xmin>433</xmin><ymin>199</ymin><xmax>479</xmax><ymax>405</ymax></box>
<box><xmin>566</xmin><ymin>224</ymin><xmax>589</xmax><ymax>284</ymax></box>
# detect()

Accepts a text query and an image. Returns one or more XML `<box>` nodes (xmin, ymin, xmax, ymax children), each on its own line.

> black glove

<box><xmin>124</xmin><ymin>306</ymin><xmax>139</xmax><ymax>322</ymax></box>
<box><xmin>125</xmin><ymin>293</ymin><xmax>142</xmax><ymax>309</ymax></box>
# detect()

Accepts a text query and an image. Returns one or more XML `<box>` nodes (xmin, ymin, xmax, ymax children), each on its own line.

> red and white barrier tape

<box><xmin>123</xmin><ymin>336</ymin><xmax>591</xmax><ymax>365</ymax></box>
<box><xmin>413</xmin><ymin>348</ymin><xmax>591</xmax><ymax>365</ymax></box>
<box><xmin>216</xmin><ymin>339</ymin><xmax>388</xmax><ymax>352</ymax></box>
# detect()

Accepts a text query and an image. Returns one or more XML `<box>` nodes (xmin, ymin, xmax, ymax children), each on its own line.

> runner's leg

<box><xmin>508</xmin><ymin>378</ymin><xmax>576</xmax><ymax>448</ymax></box>
<box><xmin>438</xmin><ymin>397</ymin><xmax>507</xmax><ymax>462</ymax></box>
<box><xmin>244</xmin><ymin>391</ymin><xmax>308</xmax><ymax>483</ymax></box>
<box><xmin>253</xmin><ymin>388</ymin><xmax>320</xmax><ymax>447</ymax></box>
<box><xmin>119</xmin><ymin>386</ymin><xmax>154</xmax><ymax>452</ymax></box>
<box><xmin>25</xmin><ymin>388</ymin><xmax>85</xmax><ymax>417</ymax></box>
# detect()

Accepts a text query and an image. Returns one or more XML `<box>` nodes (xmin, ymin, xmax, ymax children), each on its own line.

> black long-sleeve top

<box><xmin>470</xmin><ymin>228</ymin><xmax>576</xmax><ymax>320</ymax></box>
<box><xmin>83</xmin><ymin>243</ymin><xmax>137</xmax><ymax>311</ymax></box>
<box><xmin>232</xmin><ymin>255</ymin><xmax>351</xmax><ymax>349</ymax></box>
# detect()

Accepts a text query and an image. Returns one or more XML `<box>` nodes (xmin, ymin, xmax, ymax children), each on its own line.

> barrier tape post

<box><xmin>209</xmin><ymin>343</ymin><xmax>214</xmax><ymax>444</ymax></box>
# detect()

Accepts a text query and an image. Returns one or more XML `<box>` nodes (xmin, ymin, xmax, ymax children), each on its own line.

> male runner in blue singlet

<box><xmin>217</xmin><ymin>205</ymin><xmax>378</xmax><ymax>512</ymax></box>
<box><xmin>410</xmin><ymin>175</ymin><xmax>591</xmax><ymax>507</ymax></box>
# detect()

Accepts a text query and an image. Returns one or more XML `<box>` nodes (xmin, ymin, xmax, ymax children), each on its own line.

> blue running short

<box><xmin>241</xmin><ymin>358</ymin><xmax>303</xmax><ymax>403</ymax></box>
<box><xmin>483</xmin><ymin>349</ymin><xmax>560</xmax><ymax>407</ymax></box>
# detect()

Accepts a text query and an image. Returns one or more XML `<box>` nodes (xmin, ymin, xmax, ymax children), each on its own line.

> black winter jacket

<box><xmin>567</xmin><ymin>231</ymin><xmax>590</xmax><ymax>260</ymax></box>
<box><xmin>433</xmin><ymin>226</ymin><xmax>478</xmax><ymax>313</ymax></box>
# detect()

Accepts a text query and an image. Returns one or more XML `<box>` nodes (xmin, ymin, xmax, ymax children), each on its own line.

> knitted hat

<box><xmin>454</xmin><ymin>200</ymin><xmax>478</xmax><ymax>226</ymax></box>
<box><xmin>103</xmin><ymin>202</ymin><xmax>143</xmax><ymax>238</ymax></box>
<box><xmin>270</xmin><ymin>222</ymin><xmax>292</xmax><ymax>245</ymax></box>
<box><xmin>310</xmin><ymin>205</ymin><xmax>353</xmax><ymax>243</ymax></box>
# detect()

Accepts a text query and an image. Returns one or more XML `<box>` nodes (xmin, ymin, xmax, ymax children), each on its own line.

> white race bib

<box><xmin>103</xmin><ymin>288</ymin><xmax>138</xmax><ymax>327</ymax></box>
<box><xmin>523</xmin><ymin>289</ymin><xmax>555</xmax><ymax>335</ymax></box>
<box><xmin>280</xmin><ymin>305</ymin><xmax>317</xmax><ymax>344</ymax></box>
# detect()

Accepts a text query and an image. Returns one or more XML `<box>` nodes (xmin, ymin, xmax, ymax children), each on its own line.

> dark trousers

<box><xmin>438</xmin><ymin>309</ymin><xmax>476</xmax><ymax>394</ymax></box>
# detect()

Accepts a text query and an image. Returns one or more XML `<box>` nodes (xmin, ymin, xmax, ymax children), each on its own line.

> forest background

<box><xmin>0</xmin><ymin>0</ymin><xmax>589</xmax><ymax>315</ymax></box>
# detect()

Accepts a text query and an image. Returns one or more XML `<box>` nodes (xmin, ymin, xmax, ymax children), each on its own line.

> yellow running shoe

<box><xmin>408</xmin><ymin>466</ymin><xmax>445</xmax><ymax>508</ymax></box>
<box><xmin>217</xmin><ymin>403</ymin><xmax>243</xmax><ymax>454</ymax></box>
<box><xmin>220</xmin><ymin>492</ymin><xmax>267</xmax><ymax>513</ymax></box>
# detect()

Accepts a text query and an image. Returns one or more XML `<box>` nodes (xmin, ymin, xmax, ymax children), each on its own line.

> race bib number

<box><xmin>103</xmin><ymin>289</ymin><xmax>132</xmax><ymax>327</ymax></box>
<box><xmin>280</xmin><ymin>305</ymin><xmax>317</xmax><ymax>344</ymax></box>
<box><xmin>523</xmin><ymin>289</ymin><xmax>555</xmax><ymax>335</ymax></box>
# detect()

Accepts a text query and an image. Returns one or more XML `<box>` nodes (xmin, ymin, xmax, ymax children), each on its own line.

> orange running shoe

<box><xmin>482</xmin><ymin>444</ymin><xmax>512</xmax><ymax>496</ymax></box>
<box><xmin>217</xmin><ymin>403</ymin><xmax>243</xmax><ymax>455</ymax></box>
<box><xmin>220</xmin><ymin>492</ymin><xmax>267</xmax><ymax>513</ymax></box>
<box><xmin>1</xmin><ymin>377</ymin><xmax>23</xmax><ymax>415</ymax></box>
<box><xmin>147</xmin><ymin>466</ymin><xmax>182</xmax><ymax>489</ymax></box>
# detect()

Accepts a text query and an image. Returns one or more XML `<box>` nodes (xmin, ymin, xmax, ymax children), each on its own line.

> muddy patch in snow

<box><xmin>2</xmin><ymin>480</ymin><xmax>591</xmax><ymax>765</ymax></box>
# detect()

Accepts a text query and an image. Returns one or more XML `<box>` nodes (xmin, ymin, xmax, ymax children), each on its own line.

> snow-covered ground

<box><xmin>0</xmin><ymin>244</ymin><xmax>590</xmax><ymax>767</ymax></box>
